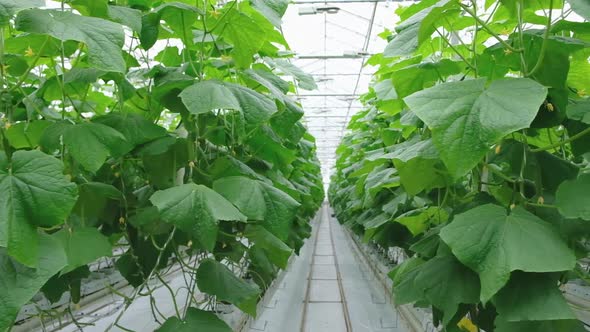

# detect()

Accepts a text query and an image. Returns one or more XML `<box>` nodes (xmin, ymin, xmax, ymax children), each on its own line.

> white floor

<box><xmin>244</xmin><ymin>204</ymin><xmax>410</xmax><ymax>332</ymax></box>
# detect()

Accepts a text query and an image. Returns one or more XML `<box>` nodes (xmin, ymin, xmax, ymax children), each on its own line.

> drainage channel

<box><xmin>300</xmin><ymin>205</ymin><xmax>352</xmax><ymax>332</ymax></box>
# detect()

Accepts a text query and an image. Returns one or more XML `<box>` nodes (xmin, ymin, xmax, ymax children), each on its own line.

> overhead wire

<box><xmin>338</xmin><ymin>2</ymin><xmax>378</xmax><ymax>139</ymax></box>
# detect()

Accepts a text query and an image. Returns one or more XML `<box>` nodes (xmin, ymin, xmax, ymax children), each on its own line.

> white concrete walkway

<box><xmin>244</xmin><ymin>204</ymin><xmax>410</xmax><ymax>332</ymax></box>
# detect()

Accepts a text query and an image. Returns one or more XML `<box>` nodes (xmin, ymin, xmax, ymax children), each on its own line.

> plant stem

<box><xmin>531</xmin><ymin>127</ymin><xmax>590</xmax><ymax>152</ymax></box>
<box><xmin>459</xmin><ymin>3</ymin><xmax>523</xmax><ymax>53</ymax></box>
<box><xmin>434</xmin><ymin>27</ymin><xmax>477</xmax><ymax>71</ymax></box>
<box><xmin>470</xmin><ymin>0</ymin><xmax>478</xmax><ymax>77</ymax></box>
<box><xmin>9</xmin><ymin>37</ymin><xmax>50</xmax><ymax>93</ymax></box>
<box><xmin>525</xmin><ymin>202</ymin><xmax>557</xmax><ymax>209</ymax></box>
<box><xmin>527</xmin><ymin>0</ymin><xmax>554</xmax><ymax>77</ymax></box>
<box><xmin>0</xmin><ymin>28</ymin><xmax>5</xmax><ymax>89</ymax></box>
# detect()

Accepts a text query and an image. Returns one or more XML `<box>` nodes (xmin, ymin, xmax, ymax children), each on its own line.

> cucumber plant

<box><xmin>0</xmin><ymin>0</ymin><xmax>324</xmax><ymax>331</ymax></box>
<box><xmin>330</xmin><ymin>1</ymin><xmax>590</xmax><ymax>331</ymax></box>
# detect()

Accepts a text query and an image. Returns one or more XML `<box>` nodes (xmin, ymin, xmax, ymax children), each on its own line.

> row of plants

<box><xmin>330</xmin><ymin>0</ymin><xmax>590</xmax><ymax>331</ymax></box>
<box><xmin>0</xmin><ymin>0</ymin><xmax>324</xmax><ymax>331</ymax></box>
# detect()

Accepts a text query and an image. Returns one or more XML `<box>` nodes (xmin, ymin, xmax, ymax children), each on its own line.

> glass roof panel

<box><xmin>282</xmin><ymin>1</ymin><xmax>406</xmax><ymax>184</ymax></box>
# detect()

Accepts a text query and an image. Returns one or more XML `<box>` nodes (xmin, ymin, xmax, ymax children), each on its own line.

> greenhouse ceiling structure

<box><xmin>283</xmin><ymin>0</ymin><xmax>401</xmax><ymax>185</ymax></box>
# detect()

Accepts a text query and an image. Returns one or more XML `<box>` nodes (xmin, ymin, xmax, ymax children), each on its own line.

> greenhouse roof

<box><xmin>282</xmin><ymin>0</ymin><xmax>408</xmax><ymax>185</ymax></box>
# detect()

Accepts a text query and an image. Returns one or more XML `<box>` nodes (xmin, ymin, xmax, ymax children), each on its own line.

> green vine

<box><xmin>330</xmin><ymin>1</ymin><xmax>590</xmax><ymax>331</ymax></box>
<box><xmin>0</xmin><ymin>0</ymin><xmax>324</xmax><ymax>331</ymax></box>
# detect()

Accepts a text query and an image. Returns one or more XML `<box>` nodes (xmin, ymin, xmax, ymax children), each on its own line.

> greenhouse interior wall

<box><xmin>1</xmin><ymin>0</ymin><xmax>590</xmax><ymax>332</ymax></box>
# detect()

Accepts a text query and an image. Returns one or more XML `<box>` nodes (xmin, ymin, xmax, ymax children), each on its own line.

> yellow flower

<box><xmin>25</xmin><ymin>46</ymin><xmax>34</xmax><ymax>57</ymax></box>
<box><xmin>578</xmin><ymin>89</ymin><xmax>587</xmax><ymax>97</ymax></box>
<box><xmin>210</xmin><ymin>9</ymin><xmax>221</xmax><ymax>18</ymax></box>
<box><xmin>499</xmin><ymin>28</ymin><xmax>512</xmax><ymax>35</ymax></box>
<box><xmin>503</xmin><ymin>48</ymin><xmax>512</xmax><ymax>55</ymax></box>
<box><xmin>4</xmin><ymin>122</ymin><xmax>11</xmax><ymax>129</ymax></box>
<box><xmin>457</xmin><ymin>317</ymin><xmax>478</xmax><ymax>332</ymax></box>
<box><xmin>546</xmin><ymin>102</ymin><xmax>554</xmax><ymax>112</ymax></box>
<box><xmin>537</xmin><ymin>196</ymin><xmax>545</xmax><ymax>205</ymax></box>
<box><xmin>220</xmin><ymin>54</ymin><xmax>232</xmax><ymax>62</ymax></box>
<box><xmin>119</xmin><ymin>217</ymin><xmax>125</xmax><ymax>225</ymax></box>
<box><xmin>495</xmin><ymin>144</ymin><xmax>501</xmax><ymax>154</ymax></box>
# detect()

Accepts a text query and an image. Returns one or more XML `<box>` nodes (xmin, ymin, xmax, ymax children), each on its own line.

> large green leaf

<box><xmin>150</xmin><ymin>183</ymin><xmax>247</xmax><ymax>251</ymax></box>
<box><xmin>4</xmin><ymin>34</ymin><xmax>77</xmax><ymax>59</ymax></box>
<box><xmin>0</xmin><ymin>151</ymin><xmax>77</xmax><ymax>267</ymax></box>
<box><xmin>383</xmin><ymin>0</ymin><xmax>454</xmax><ymax>57</ymax></box>
<box><xmin>243</xmin><ymin>66</ymin><xmax>291</xmax><ymax>99</ymax></box>
<box><xmin>213</xmin><ymin>176</ymin><xmax>300</xmax><ymax>241</ymax></box>
<box><xmin>405</xmin><ymin>78</ymin><xmax>547</xmax><ymax>177</ymax></box>
<box><xmin>70</xmin><ymin>182</ymin><xmax>122</xmax><ymax>227</ymax></box>
<box><xmin>391</xmin><ymin>59</ymin><xmax>462</xmax><ymax>99</ymax></box>
<box><xmin>107</xmin><ymin>5</ymin><xmax>142</xmax><ymax>33</ymax></box>
<box><xmin>364</xmin><ymin>166</ymin><xmax>400</xmax><ymax>200</ymax></box>
<box><xmin>115</xmin><ymin>235</ymin><xmax>174</xmax><ymax>287</ymax></box>
<box><xmin>264</xmin><ymin>57</ymin><xmax>317</xmax><ymax>91</ymax></box>
<box><xmin>0</xmin><ymin>233</ymin><xmax>67</xmax><ymax>331</ymax></box>
<box><xmin>63</xmin><ymin>123</ymin><xmax>131</xmax><ymax>173</ymax></box>
<box><xmin>179</xmin><ymin>80</ymin><xmax>240</xmax><ymax>115</ymax></box>
<box><xmin>519</xmin><ymin>33</ymin><xmax>576</xmax><ymax>128</ymax></box>
<box><xmin>566</xmin><ymin>0</ymin><xmax>590</xmax><ymax>20</ymax></box>
<box><xmin>568</xmin><ymin>51</ymin><xmax>590</xmax><ymax>93</ymax></box>
<box><xmin>140</xmin><ymin>2</ymin><xmax>200</xmax><ymax>49</ymax></box>
<box><xmin>15</xmin><ymin>9</ymin><xmax>126</xmax><ymax>72</ymax></box>
<box><xmin>270</xmin><ymin>103</ymin><xmax>306</xmax><ymax>143</ymax></box>
<box><xmin>499</xmin><ymin>0</ymin><xmax>564</xmax><ymax>13</ymax></box>
<box><xmin>373</xmin><ymin>79</ymin><xmax>398</xmax><ymax>101</ymax></box>
<box><xmin>208</xmin><ymin>156</ymin><xmax>264</xmax><ymax>181</ymax></box>
<box><xmin>440</xmin><ymin>204</ymin><xmax>576</xmax><ymax>302</ymax></box>
<box><xmin>244</xmin><ymin>225</ymin><xmax>292</xmax><ymax>269</ymax></box>
<box><xmin>93</xmin><ymin>113</ymin><xmax>167</xmax><ymax>147</ymax></box>
<box><xmin>494</xmin><ymin>272</ymin><xmax>575</xmax><ymax>323</ymax></box>
<box><xmin>54</xmin><ymin>227</ymin><xmax>112</xmax><ymax>274</ymax></box>
<box><xmin>0</xmin><ymin>0</ymin><xmax>43</xmax><ymax>25</ymax></box>
<box><xmin>196</xmin><ymin>259</ymin><xmax>261</xmax><ymax>316</ymax></box>
<box><xmin>211</xmin><ymin>5</ymin><xmax>267</xmax><ymax>68</ymax></box>
<box><xmin>180</xmin><ymin>81</ymin><xmax>277</xmax><ymax>125</ymax></box>
<box><xmin>140</xmin><ymin>137</ymin><xmax>190</xmax><ymax>189</ymax></box>
<box><xmin>567</xmin><ymin>100</ymin><xmax>590</xmax><ymax>124</ymax></box>
<box><xmin>4</xmin><ymin>120</ymin><xmax>51</xmax><ymax>149</ymax></box>
<box><xmin>555</xmin><ymin>174</ymin><xmax>590</xmax><ymax>220</ymax></box>
<box><xmin>388</xmin><ymin>138</ymin><xmax>447</xmax><ymax>196</ymax></box>
<box><xmin>495</xmin><ymin>319</ymin><xmax>586</xmax><ymax>332</ymax></box>
<box><xmin>395</xmin><ymin>207</ymin><xmax>448</xmax><ymax>236</ymax></box>
<box><xmin>493</xmin><ymin>272</ymin><xmax>584</xmax><ymax>331</ymax></box>
<box><xmin>391</xmin><ymin>254</ymin><xmax>480</xmax><ymax>326</ymax></box>
<box><xmin>251</xmin><ymin>0</ymin><xmax>289</xmax><ymax>27</ymax></box>
<box><xmin>157</xmin><ymin>308</ymin><xmax>232</xmax><ymax>332</ymax></box>
<box><xmin>41</xmin><ymin>266</ymin><xmax>90</xmax><ymax>304</ymax></box>
<box><xmin>246</xmin><ymin>126</ymin><xmax>297</xmax><ymax>168</ymax></box>
<box><xmin>65</xmin><ymin>0</ymin><xmax>108</xmax><ymax>18</ymax></box>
